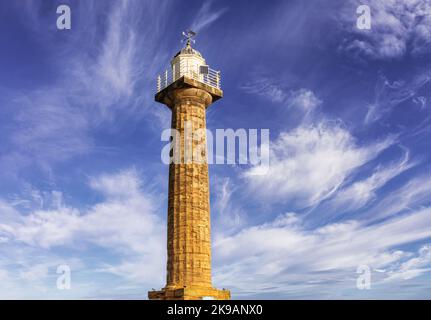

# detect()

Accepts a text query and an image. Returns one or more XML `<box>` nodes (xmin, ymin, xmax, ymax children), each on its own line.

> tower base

<box><xmin>148</xmin><ymin>286</ymin><xmax>230</xmax><ymax>300</ymax></box>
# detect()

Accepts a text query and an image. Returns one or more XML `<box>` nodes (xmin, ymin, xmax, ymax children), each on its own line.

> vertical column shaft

<box><xmin>166</xmin><ymin>88</ymin><xmax>213</xmax><ymax>289</ymax></box>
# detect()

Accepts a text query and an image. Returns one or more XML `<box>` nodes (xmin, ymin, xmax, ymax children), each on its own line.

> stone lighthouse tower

<box><xmin>148</xmin><ymin>31</ymin><xmax>230</xmax><ymax>300</ymax></box>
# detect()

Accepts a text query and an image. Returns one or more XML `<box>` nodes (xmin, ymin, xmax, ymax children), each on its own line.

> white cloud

<box><xmin>241</xmin><ymin>77</ymin><xmax>321</xmax><ymax>114</ymax></box>
<box><xmin>316</xmin><ymin>150</ymin><xmax>415</xmax><ymax>218</ymax></box>
<box><xmin>0</xmin><ymin>0</ymin><xmax>172</xmax><ymax>174</ymax></box>
<box><xmin>190</xmin><ymin>1</ymin><xmax>228</xmax><ymax>32</ymax></box>
<box><xmin>364</xmin><ymin>173</ymin><xmax>431</xmax><ymax>222</ymax></box>
<box><xmin>3</xmin><ymin>169</ymin><xmax>162</xmax><ymax>250</ymax></box>
<box><xmin>413</xmin><ymin>96</ymin><xmax>427</xmax><ymax>109</ymax></box>
<box><xmin>0</xmin><ymin>169</ymin><xmax>165</xmax><ymax>288</ymax></box>
<box><xmin>240</xmin><ymin>77</ymin><xmax>288</xmax><ymax>104</ymax></box>
<box><xmin>0</xmin><ymin>240</ymin><xmax>88</xmax><ymax>299</ymax></box>
<box><xmin>97</xmin><ymin>3</ymin><xmax>138</xmax><ymax>98</ymax></box>
<box><xmin>287</xmin><ymin>89</ymin><xmax>322</xmax><ymax>115</ymax></box>
<box><xmin>343</xmin><ymin>0</ymin><xmax>431</xmax><ymax>59</ymax></box>
<box><xmin>19</xmin><ymin>264</ymin><xmax>50</xmax><ymax>282</ymax></box>
<box><xmin>384</xmin><ymin>244</ymin><xmax>431</xmax><ymax>282</ymax></box>
<box><xmin>76</xmin><ymin>0</ymin><xmax>147</xmax><ymax>115</ymax></box>
<box><xmin>0</xmin><ymin>269</ymin><xmax>9</xmax><ymax>282</ymax></box>
<box><xmin>98</xmin><ymin>256</ymin><xmax>164</xmax><ymax>285</ymax></box>
<box><xmin>213</xmin><ymin>208</ymin><xmax>431</xmax><ymax>297</ymax></box>
<box><xmin>89</xmin><ymin>169</ymin><xmax>142</xmax><ymax>199</ymax></box>
<box><xmin>212</xmin><ymin>177</ymin><xmax>245</xmax><ymax>234</ymax></box>
<box><xmin>244</xmin><ymin>121</ymin><xmax>394</xmax><ymax>208</ymax></box>
<box><xmin>364</xmin><ymin>73</ymin><xmax>430</xmax><ymax>124</ymax></box>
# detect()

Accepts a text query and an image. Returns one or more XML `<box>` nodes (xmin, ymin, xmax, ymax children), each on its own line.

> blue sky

<box><xmin>1</xmin><ymin>0</ymin><xmax>431</xmax><ymax>299</ymax></box>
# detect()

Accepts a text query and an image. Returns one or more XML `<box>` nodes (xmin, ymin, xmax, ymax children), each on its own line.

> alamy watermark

<box><xmin>356</xmin><ymin>265</ymin><xmax>371</xmax><ymax>290</ymax></box>
<box><xmin>161</xmin><ymin>122</ymin><xmax>270</xmax><ymax>175</ymax></box>
<box><xmin>356</xmin><ymin>5</ymin><xmax>371</xmax><ymax>30</ymax></box>
<box><xmin>56</xmin><ymin>264</ymin><xmax>71</xmax><ymax>290</ymax></box>
<box><xmin>56</xmin><ymin>5</ymin><xmax>71</xmax><ymax>30</ymax></box>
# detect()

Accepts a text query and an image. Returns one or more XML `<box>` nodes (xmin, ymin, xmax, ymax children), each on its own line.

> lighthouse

<box><xmin>148</xmin><ymin>31</ymin><xmax>230</xmax><ymax>300</ymax></box>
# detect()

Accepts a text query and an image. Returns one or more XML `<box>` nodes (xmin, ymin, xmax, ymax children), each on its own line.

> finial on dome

<box><xmin>182</xmin><ymin>30</ymin><xmax>197</xmax><ymax>47</ymax></box>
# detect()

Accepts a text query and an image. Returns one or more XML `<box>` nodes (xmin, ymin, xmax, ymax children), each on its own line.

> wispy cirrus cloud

<box><xmin>384</xmin><ymin>244</ymin><xmax>431</xmax><ymax>282</ymax></box>
<box><xmin>0</xmin><ymin>168</ymin><xmax>165</xmax><ymax>298</ymax></box>
<box><xmin>214</xmin><ymin>207</ymin><xmax>431</xmax><ymax>298</ymax></box>
<box><xmin>244</xmin><ymin>120</ymin><xmax>395</xmax><ymax>208</ymax></box>
<box><xmin>0</xmin><ymin>0</ymin><xmax>171</xmax><ymax>174</ymax></box>
<box><xmin>240</xmin><ymin>77</ymin><xmax>288</xmax><ymax>104</ymax></box>
<box><xmin>212</xmin><ymin>177</ymin><xmax>245</xmax><ymax>235</ymax></box>
<box><xmin>190</xmin><ymin>1</ymin><xmax>228</xmax><ymax>32</ymax></box>
<box><xmin>2</xmin><ymin>0</ymin><xmax>431</xmax><ymax>300</ymax></box>
<box><xmin>1</xmin><ymin>169</ymin><xmax>163</xmax><ymax>252</ymax></box>
<box><xmin>240</xmin><ymin>75</ymin><xmax>322</xmax><ymax>123</ymax></box>
<box><xmin>364</xmin><ymin>72</ymin><xmax>431</xmax><ymax>124</ymax></box>
<box><xmin>363</xmin><ymin>172</ymin><xmax>431</xmax><ymax>223</ymax></box>
<box><xmin>312</xmin><ymin>149</ymin><xmax>416</xmax><ymax>222</ymax></box>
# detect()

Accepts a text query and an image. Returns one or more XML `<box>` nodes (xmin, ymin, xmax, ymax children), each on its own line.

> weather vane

<box><xmin>182</xmin><ymin>29</ymin><xmax>197</xmax><ymax>46</ymax></box>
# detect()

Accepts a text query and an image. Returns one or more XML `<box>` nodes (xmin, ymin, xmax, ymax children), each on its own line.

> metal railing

<box><xmin>156</xmin><ymin>63</ymin><xmax>221</xmax><ymax>92</ymax></box>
